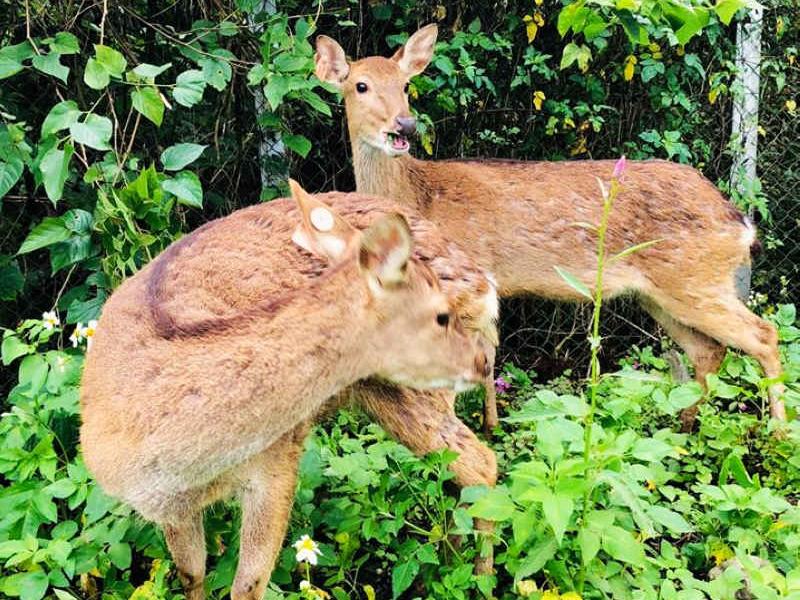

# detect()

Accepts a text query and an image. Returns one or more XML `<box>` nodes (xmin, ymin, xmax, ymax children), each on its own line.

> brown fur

<box><xmin>316</xmin><ymin>25</ymin><xmax>786</xmax><ymax>425</ymax></box>
<box><xmin>80</xmin><ymin>186</ymin><xmax>498</xmax><ymax>600</ymax></box>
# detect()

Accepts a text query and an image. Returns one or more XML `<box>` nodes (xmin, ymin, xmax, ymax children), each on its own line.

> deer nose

<box><xmin>395</xmin><ymin>116</ymin><xmax>417</xmax><ymax>137</ymax></box>
<box><xmin>475</xmin><ymin>352</ymin><xmax>491</xmax><ymax>378</ymax></box>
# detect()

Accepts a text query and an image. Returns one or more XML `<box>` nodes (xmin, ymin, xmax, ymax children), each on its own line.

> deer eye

<box><xmin>356</xmin><ymin>82</ymin><xmax>368</xmax><ymax>93</ymax></box>
<box><xmin>403</xmin><ymin>82</ymin><xmax>410</xmax><ymax>94</ymax></box>
<box><xmin>436</xmin><ymin>313</ymin><xmax>450</xmax><ymax>328</ymax></box>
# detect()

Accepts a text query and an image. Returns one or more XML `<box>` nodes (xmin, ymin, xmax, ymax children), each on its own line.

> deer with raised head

<box><xmin>315</xmin><ymin>25</ymin><xmax>787</xmax><ymax>428</ymax></box>
<box><xmin>81</xmin><ymin>181</ymin><xmax>499</xmax><ymax>599</ymax></box>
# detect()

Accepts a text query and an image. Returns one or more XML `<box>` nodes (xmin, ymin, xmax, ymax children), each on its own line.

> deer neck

<box><xmin>352</xmin><ymin>140</ymin><xmax>419</xmax><ymax>208</ymax></box>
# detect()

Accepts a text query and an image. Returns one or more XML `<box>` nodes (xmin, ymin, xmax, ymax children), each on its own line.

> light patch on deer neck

<box><xmin>352</xmin><ymin>138</ymin><xmax>414</xmax><ymax>201</ymax></box>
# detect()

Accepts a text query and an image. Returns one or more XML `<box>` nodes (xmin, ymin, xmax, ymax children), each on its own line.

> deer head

<box><xmin>315</xmin><ymin>25</ymin><xmax>437</xmax><ymax>157</ymax></box>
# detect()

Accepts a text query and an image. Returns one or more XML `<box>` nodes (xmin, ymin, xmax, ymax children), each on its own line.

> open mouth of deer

<box><xmin>385</xmin><ymin>131</ymin><xmax>410</xmax><ymax>152</ymax></box>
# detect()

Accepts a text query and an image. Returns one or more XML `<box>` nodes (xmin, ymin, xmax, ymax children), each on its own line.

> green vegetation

<box><xmin>1</xmin><ymin>1</ymin><xmax>797</xmax><ymax>599</ymax></box>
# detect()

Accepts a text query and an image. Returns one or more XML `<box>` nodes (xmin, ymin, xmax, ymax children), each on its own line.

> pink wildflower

<box><xmin>613</xmin><ymin>155</ymin><xmax>627</xmax><ymax>181</ymax></box>
<box><xmin>494</xmin><ymin>376</ymin><xmax>511</xmax><ymax>394</ymax></box>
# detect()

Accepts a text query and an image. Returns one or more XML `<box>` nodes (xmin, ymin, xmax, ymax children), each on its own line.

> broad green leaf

<box><xmin>19</xmin><ymin>571</ymin><xmax>49</xmax><ymax>600</ymax></box>
<box><xmin>542</xmin><ymin>490</ymin><xmax>574</xmax><ymax>546</ymax></box>
<box><xmin>18</xmin><ymin>216</ymin><xmax>70</xmax><ymax>254</ymax></box>
<box><xmin>108</xmin><ymin>542</ymin><xmax>132</xmax><ymax>570</ymax></box>
<box><xmin>132</xmin><ymin>62</ymin><xmax>172</xmax><ymax>78</ymax></box>
<box><xmin>0</xmin><ymin>157</ymin><xmax>24</xmax><ymax>199</ymax></box>
<box><xmin>2</xmin><ymin>335</ymin><xmax>33</xmax><ymax>365</ymax></box>
<box><xmin>51</xmin><ymin>234</ymin><xmax>93</xmax><ymax>273</ymax></box>
<box><xmin>50</xmin><ymin>32</ymin><xmax>80</xmax><ymax>54</ymax></box>
<box><xmin>131</xmin><ymin>86</ymin><xmax>165</xmax><ymax>126</ymax></box>
<box><xmin>42</xmin><ymin>101</ymin><xmax>82</xmax><ymax>137</ymax></box>
<box><xmin>578</xmin><ymin>528</ymin><xmax>600</xmax><ymax>565</ymax></box>
<box><xmin>32</xmin><ymin>52</ymin><xmax>69</xmax><ymax>83</ymax></box>
<box><xmin>283</xmin><ymin>134</ymin><xmax>312</xmax><ymax>158</ymax></box>
<box><xmin>0</xmin><ymin>258</ymin><xmax>24</xmax><ymax>300</ymax></box>
<box><xmin>0</xmin><ymin>41</ymin><xmax>36</xmax><ymax>62</ymax></box>
<box><xmin>40</xmin><ymin>144</ymin><xmax>74</xmax><ymax>204</ymax></box>
<box><xmin>70</xmin><ymin>114</ymin><xmax>112</xmax><ymax>150</ymax></box>
<box><xmin>666</xmin><ymin>382</ymin><xmax>703</xmax><ymax>411</ymax></box>
<box><xmin>200</xmin><ymin>54</ymin><xmax>233</xmax><ymax>91</ymax></box>
<box><xmin>160</xmin><ymin>143</ymin><xmax>207</xmax><ymax>171</ymax></box>
<box><xmin>560</xmin><ymin>42</ymin><xmax>592</xmax><ymax>71</ymax></box>
<box><xmin>601</xmin><ymin>525</ymin><xmax>646</xmax><ymax>566</ymax></box>
<box><xmin>554</xmin><ymin>266</ymin><xmax>593</xmax><ymax>300</ymax></box>
<box><xmin>467</xmin><ymin>486</ymin><xmax>516</xmax><ymax>521</ymax></box>
<box><xmin>647</xmin><ymin>506</ymin><xmax>692</xmax><ymax>534</ymax></box>
<box><xmin>715</xmin><ymin>0</ymin><xmax>747</xmax><ymax>25</ymax></box>
<box><xmin>0</xmin><ymin>56</ymin><xmax>24</xmax><ymax>79</ymax></box>
<box><xmin>391</xmin><ymin>559</ymin><xmax>420</xmax><ymax>598</ymax></box>
<box><xmin>173</xmin><ymin>69</ymin><xmax>206</xmax><ymax>107</ymax></box>
<box><xmin>516</xmin><ymin>537</ymin><xmax>557</xmax><ymax>578</ymax></box>
<box><xmin>84</xmin><ymin>57</ymin><xmax>109</xmax><ymax>89</ymax></box>
<box><xmin>94</xmin><ymin>44</ymin><xmax>127</xmax><ymax>76</ymax></box>
<box><xmin>162</xmin><ymin>170</ymin><xmax>203</xmax><ymax>208</ymax></box>
<box><xmin>264</xmin><ymin>75</ymin><xmax>291</xmax><ymax>110</ymax></box>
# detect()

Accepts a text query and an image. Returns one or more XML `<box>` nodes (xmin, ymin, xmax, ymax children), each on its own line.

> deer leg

<box><xmin>647</xmin><ymin>293</ymin><xmax>785</xmax><ymax>421</ymax></box>
<box><xmin>231</xmin><ymin>422</ymin><xmax>311</xmax><ymax>600</ymax></box>
<box><xmin>641</xmin><ymin>298</ymin><xmax>727</xmax><ymax>429</ymax></box>
<box><xmin>356</xmin><ymin>383</ymin><xmax>497</xmax><ymax>574</ymax></box>
<box><xmin>483</xmin><ymin>344</ymin><xmax>499</xmax><ymax>434</ymax></box>
<box><xmin>163</xmin><ymin>512</ymin><xmax>206</xmax><ymax>600</ymax></box>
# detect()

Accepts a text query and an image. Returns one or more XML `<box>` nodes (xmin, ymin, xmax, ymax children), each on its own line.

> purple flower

<box><xmin>494</xmin><ymin>376</ymin><xmax>511</xmax><ymax>394</ymax></box>
<box><xmin>613</xmin><ymin>155</ymin><xmax>627</xmax><ymax>180</ymax></box>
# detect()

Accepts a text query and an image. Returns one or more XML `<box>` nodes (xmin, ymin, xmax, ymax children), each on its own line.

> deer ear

<box><xmin>315</xmin><ymin>35</ymin><xmax>350</xmax><ymax>88</ymax></box>
<box><xmin>359</xmin><ymin>213</ymin><xmax>413</xmax><ymax>288</ymax></box>
<box><xmin>289</xmin><ymin>179</ymin><xmax>357</xmax><ymax>261</ymax></box>
<box><xmin>391</xmin><ymin>24</ymin><xmax>437</xmax><ymax>76</ymax></box>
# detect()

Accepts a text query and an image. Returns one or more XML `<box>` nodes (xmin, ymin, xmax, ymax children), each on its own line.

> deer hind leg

<box><xmin>647</xmin><ymin>291</ymin><xmax>785</xmax><ymax>421</ymax></box>
<box><xmin>231</xmin><ymin>421</ymin><xmax>311</xmax><ymax>600</ymax></box>
<box><xmin>640</xmin><ymin>297</ymin><xmax>727</xmax><ymax>429</ymax></box>
<box><xmin>356</xmin><ymin>383</ymin><xmax>497</xmax><ymax>574</ymax></box>
<box><xmin>163</xmin><ymin>512</ymin><xmax>207</xmax><ymax>600</ymax></box>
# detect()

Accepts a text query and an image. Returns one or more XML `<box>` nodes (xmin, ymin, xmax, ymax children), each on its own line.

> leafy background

<box><xmin>0</xmin><ymin>1</ymin><xmax>798</xmax><ymax>599</ymax></box>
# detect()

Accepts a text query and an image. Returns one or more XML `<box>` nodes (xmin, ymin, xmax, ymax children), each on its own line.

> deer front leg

<box><xmin>231</xmin><ymin>422</ymin><xmax>311</xmax><ymax>600</ymax></box>
<box><xmin>355</xmin><ymin>383</ymin><xmax>497</xmax><ymax>575</ymax></box>
<box><xmin>483</xmin><ymin>344</ymin><xmax>499</xmax><ymax>434</ymax></box>
<box><xmin>163</xmin><ymin>513</ymin><xmax>206</xmax><ymax>600</ymax></box>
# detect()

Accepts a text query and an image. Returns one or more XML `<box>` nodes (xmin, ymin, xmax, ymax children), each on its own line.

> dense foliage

<box><xmin>1</xmin><ymin>1</ymin><xmax>798</xmax><ymax>599</ymax></box>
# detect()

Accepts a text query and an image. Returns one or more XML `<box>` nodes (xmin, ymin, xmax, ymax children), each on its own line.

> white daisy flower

<box><xmin>42</xmin><ymin>310</ymin><xmax>60</xmax><ymax>330</ymax></box>
<box><xmin>299</xmin><ymin>580</ymin><xmax>311</xmax><ymax>590</ymax></box>
<box><xmin>84</xmin><ymin>320</ymin><xmax>98</xmax><ymax>349</ymax></box>
<box><xmin>293</xmin><ymin>535</ymin><xmax>322</xmax><ymax>565</ymax></box>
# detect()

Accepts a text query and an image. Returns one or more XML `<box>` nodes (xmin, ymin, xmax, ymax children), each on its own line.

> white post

<box><xmin>249</xmin><ymin>0</ymin><xmax>287</xmax><ymax>193</ymax></box>
<box><xmin>730</xmin><ymin>5</ymin><xmax>763</xmax><ymax>205</ymax></box>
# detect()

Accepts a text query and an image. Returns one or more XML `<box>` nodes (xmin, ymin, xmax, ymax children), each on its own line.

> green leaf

<box><xmin>32</xmin><ymin>52</ymin><xmax>69</xmax><ymax>83</ymax></box>
<box><xmin>0</xmin><ymin>157</ymin><xmax>24</xmax><ymax>199</ymax></box>
<box><xmin>578</xmin><ymin>528</ymin><xmax>600</xmax><ymax>565</ymax></box>
<box><xmin>715</xmin><ymin>0</ymin><xmax>747</xmax><ymax>25</ymax></box>
<box><xmin>132</xmin><ymin>62</ymin><xmax>172</xmax><ymax>78</ymax></box>
<box><xmin>264</xmin><ymin>75</ymin><xmax>291</xmax><ymax>110</ymax></box>
<box><xmin>160</xmin><ymin>143</ymin><xmax>207</xmax><ymax>171</ymax></box>
<box><xmin>0</xmin><ymin>55</ymin><xmax>24</xmax><ymax>79</ymax></box>
<box><xmin>601</xmin><ymin>525</ymin><xmax>646</xmax><ymax>566</ymax></box>
<box><xmin>173</xmin><ymin>69</ymin><xmax>206</xmax><ymax>107</ymax></box>
<box><xmin>283</xmin><ymin>134</ymin><xmax>312</xmax><ymax>158</ymax></box>
<box><xmin>131</xmin><ymin>86</ymin><xmax>165</xmax><ymax>126</ymax></box>
<box><xmin>18</xmin><ymin>216</ymin><xmax>70</xmax><ymax>254</ymax></box>
<box><xmin>560</xmin><ymin>42</ymin><xmax>592</xmax><ymax>71</ymax></box>
<box><xmin>50</xmin><ymin>32</ymin><xmax>80</xmax><ymax>54</ymax></box>
<box><xmin>0</xmin><ymin>258</ymin><xmax>24</xmax><ymax>300</ymax></box>
<box><xmin>2</xmin><ymin>335</ymin><xmax>33</xmax><ymax>365</ymax></box>
<box><xmin>53</xmin><ymin>590</ymin><xmax>79</xmax><ymax>600</ymax></box>
<box><xmin>42</xmin><ymin>101</ymin><xmax>82</xmax><ymax>137</ymax></box>
<box><xmin>647</xmin><ymin>506</ymin><xmax>692</xmax><ymax>534</ymax></box>
<box><xmin>19</xmin><ymin>571</ymin><xmax>49</xmax><ymax>600</ymax></box>
<box><xmin>39</xmin><ymin>144</ymin><xmax>74</xmax><ymax>205</ymax></box>
<box><xmin>666</xmin><ymin>382</ymin><xmax>703</xmax><ymax>411</ymax></box>
<box><xmin>162</xmin><ymin>170</ymin><xmax>203</xmax><ymax>208</ymax></box>
<box><xmin>94</xmin><ymin>44</ymin><xmax>127</xmax><ymax>76</ymax></box>
<box><xmin>515</xmin><ymin>537</ymin><xmax>557</xmax><ymax>579</ymax></box>
<box><xmin>467</xmin><ymin>486</ymin><xmax>516</xmax><ymax>521</ymax></box>
<box><xmin>391</xmin><ymin>559</ymin><xmax>420</xmax><ymax>598</ymax></box>
<box><xmin>554</xmin><ymin>266</ymin><xmax>593</xmax><ymax>300</ymax></box>
<box><xmin>84</xmin><ymin>57</ymin><xmax>109</xmax><ymax>89</ymax></box>
<box><xmin>70</xmin><ymin>114</ymin><xmax>112</xmax><ymax>150</ymax></box>
<box><xmin>108</xmin><ymin>542</ymin><xmax>132</xmax><ymax>570</ymax></box>
<box><xmin>609</xmin><ymin>239</ymin><xmax>663</xmax><ymax>263</ymax></box>
<box><xmin>200</xmin><ymin>54</ymin><xmax>233</xmax><ymax>91</ymax></box>
<box><xmin>542</xmin><ymin>490</ymin><xmax>574</xmax><ymax>546</ymax></box>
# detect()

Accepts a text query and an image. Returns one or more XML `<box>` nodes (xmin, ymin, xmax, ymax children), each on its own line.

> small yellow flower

<box><xmin>516</xmin><ymin>579</ymin><xmax>538</xmax><ymax>596</ymax></box>
<box><xmin>786</xmin><ymin>99</ymin><xmax>797</xmax><ymax>113</ymax></box>
<box><xmin>624</xmin><ymin>55</ymin><xmax>637</xmax><ymax>82</ymax></box>
<box><xmin>561</xmin><ymin>593</ymin><xmax>583</xmax><ymax>600</ymax></box>
<box><xmin>710</xmin><ymin>544</ymin><xmax>734</xmax><ymax>567</ymax></box>
<box><xmin>293</xmin><ymin>534</ymin><xmax>322</xmax><ymax>565</ymax></box>
<box><xmin>533</xmin><ymin>90</ymin><xmax>546</xmax><ymax>111</ymax></box>
<box><xmin>542</xmin><ymin>591</ymin><xmax>560</xmax><ymax>600</ymax></box>
<box><xmin>646</xmin><ymin>480</ymin><xmax>656</xmax><ymax>491</ymax></box>
<box><xmin>42</xmin><ymin>310</ymin><xmax>60</xmax><ymax>330</ymax></box>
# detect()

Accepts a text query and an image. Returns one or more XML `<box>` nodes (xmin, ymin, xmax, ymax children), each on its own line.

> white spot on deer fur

<box><xmin>319</xmin><ymin>235</ymin><xmax>346</xmax><ymax>259</ymax></box>
<box><xmin>310</xmin><ymin>207</ymin><xmax>334</xmax><ymax>232</ymax></box>
<box><xmin>741</xmin><ymin>215</ymin><xmax>756</xmax><ymax>247</ymax></box>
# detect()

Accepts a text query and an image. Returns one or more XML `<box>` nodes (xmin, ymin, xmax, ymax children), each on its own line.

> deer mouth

<box><xmin>385</xmin><ymin>131</ymin><xmax>410</xmax><ymax>153</ymax></box>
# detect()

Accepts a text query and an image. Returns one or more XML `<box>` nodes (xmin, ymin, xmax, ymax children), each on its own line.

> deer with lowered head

<box><xmin>80</xmin><ymin>181</ymin><xmax>499</xmax><ymax>599</ymax></box>
<box><xmin>315</xmin><ymin>24</ymin><xmax>787</xmax><ymax>429</ymax></box>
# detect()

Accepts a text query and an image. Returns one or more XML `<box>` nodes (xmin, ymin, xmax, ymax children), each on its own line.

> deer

<box><xmin>315</xmin><ymin>24</ymin><xmax>788</xmax><ymax>430</ymax></box>
<box><xmin>80</xmin><ymin>180</ymin><xmax>499</xmax><ymax>600</ymax></box>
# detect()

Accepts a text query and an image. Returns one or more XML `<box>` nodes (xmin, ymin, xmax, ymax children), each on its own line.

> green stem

<box><xmin>577</xmin><ymin>178</ymin><xmax>619</xmax><ymax>593</ymax></box>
